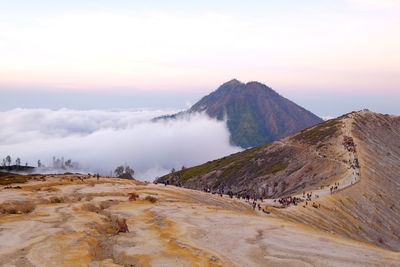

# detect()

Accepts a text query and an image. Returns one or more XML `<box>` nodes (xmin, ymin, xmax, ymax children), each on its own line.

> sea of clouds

<box><xmin>0</xmin><ymin>108</ymin><xmax>242</xmax><ymax>180</ymax></box>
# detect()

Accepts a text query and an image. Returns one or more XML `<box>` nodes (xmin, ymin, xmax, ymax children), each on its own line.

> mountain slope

<box><xmin>159</xmin><ymin>116</ymin><xmax>346</xmax><ymax>198</ymax></box>
<box><xmin>158</xmin><ymin>110</ymin><xmax>400</xmax><ymax>251</ymax></box>
<box><xmin>158</xmin><ymin>79</ymin><xmax>323</xmax><ymax>148</ymax></box>
<box><xmin>272</xmin><ymin>111</ymin><xmax>400</xmax><ymax>252</ymax></box>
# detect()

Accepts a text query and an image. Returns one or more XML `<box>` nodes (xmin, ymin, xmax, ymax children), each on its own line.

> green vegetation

<box><xmin>255</xmin><ymin>161</ymin><xmax>289</xmax><ymax>176</ymax></box>
<box><xmin>157</xmin><ymin>142</ymin><xmax>294</xmax><ymax>186</ymax></box>
<box><xmin>267</xmin><ymin>162</ymin><xmax>289</xmax><ymax>174</ymax></box>
<box><xmin>0</xmin><ymin>172</ymin><xmax>30</xmax><ymax>185</ymax></box>
<box><xmin>292</xmin><ymin>119</ymin><xmax>340</xmax><ymax>145</ymax></box>
<box><xmin>177</xmin><ymin>143</ymin><xmax>271</xmax><ymax>182</ymax></box>
<box><xmin>226</xmin><ymin>101</ymin><xmax>268</xmax><ymax>148</ymax></box>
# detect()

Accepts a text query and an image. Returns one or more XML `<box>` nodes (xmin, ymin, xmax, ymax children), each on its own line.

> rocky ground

<box><xmin>0</xmin><ymin>173</ymin><xmax>399</xmax><ymax>266</ymax></box>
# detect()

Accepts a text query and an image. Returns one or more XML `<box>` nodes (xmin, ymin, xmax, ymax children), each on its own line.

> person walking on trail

<box><xmin>97</xmin><ymin>173</ymin><xmax>100</xmax><ymax>180</ymax></box>
<box><xmin>164</xmin><ymin>180</ymin><xmax>167</xmax><ymax>186</ymax></box>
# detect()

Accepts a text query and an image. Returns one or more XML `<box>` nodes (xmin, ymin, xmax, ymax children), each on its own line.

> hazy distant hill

<box><xmin>157</xmin><ymin>79</ymin><xmax>323</xmax><ymax>148</ymax></box>
<box><xmin>0</xmin><ymin>165</ymin><xmax>35</xmax><ymax>173</ymax></box>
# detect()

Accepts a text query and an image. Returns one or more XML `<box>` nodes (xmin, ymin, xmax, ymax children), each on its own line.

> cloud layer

<box><xmin>0</xmin><ymin>108</ymin><xmax>241</xmax><ymax>180</ymax></box>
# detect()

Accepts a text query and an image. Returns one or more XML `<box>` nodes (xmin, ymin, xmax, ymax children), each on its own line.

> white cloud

<box><xmin>0</xmin><ymin>109</ymin><xmax>241</xmax><ymax>180</ymax></box>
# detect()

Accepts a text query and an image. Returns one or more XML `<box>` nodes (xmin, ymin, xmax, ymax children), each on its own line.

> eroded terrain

<box><xmin>1</xmin><ymin>173</ymin><xmax>399</xmax><ymax>266</ymax></box>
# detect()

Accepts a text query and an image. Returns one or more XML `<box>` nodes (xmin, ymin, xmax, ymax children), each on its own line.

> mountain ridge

<box><xmin>158</xmin><ymin>110</ymin><xmax>400</xmax><ymax>252</ymax></box>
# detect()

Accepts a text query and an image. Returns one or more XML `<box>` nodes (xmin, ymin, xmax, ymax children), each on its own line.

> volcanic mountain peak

<box><xmin>222</xmin><ymin>78</ymin><xmax>241</xmax><ymax>86</ymax></box>
<box><xmin>159</xmin><ymin>79</ymin><xmax>323</xmax><ymax>148</ymax></box>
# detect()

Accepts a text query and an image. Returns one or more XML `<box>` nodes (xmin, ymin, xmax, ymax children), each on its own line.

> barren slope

<box><xmin>1</xmin><ymin>174</ymin><xmax>399</xmax><ymax>266</ymax></box>
<box><xmin>272</xmin><ymin>111</ymin><xmax>400</xmax><ymax>251</ymax></box>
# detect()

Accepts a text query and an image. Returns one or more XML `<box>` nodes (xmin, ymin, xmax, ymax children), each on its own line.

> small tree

<box><xmin>65</xmin><ymin>159</ymin><xmax>72</xmax><ymax>168</ymax></box>
<box><xmin>1</xmin><ymin>159</ymin><xmax>6</xmax><ymax>167</ymax></box>
<box><xmin>37</xmin><ymin>160</ymin><xmax>42</xmax><ymax>168</ymax></box>
<box><xmin>114</xmin><ymin>165</ymin><xmax>135</xmax><ymax>179</ymax></box>
<box><xmin>15</xmin><ymin>158</ymin><xmax>21</xmax><ymax>166</ymax></box>
<box><xmin>6</xmin><ymin>155</ymin><xmax>11</xmax><ymax>166</ymax></box>
<box><xmin>181</xmin><ymin>165</ymin><xmax>185</xmax><ymax>171</ymax></box>
<box><xmin>171</xmin><ymin>168</ymin><xmax>176</xmax><ymax>174</ymax></box>
<box><xmin>125</xmin><ymin>166</ymin><xmax>134</xmax><ymax>177</ymax></box>
<box><xmin>115</xmin><ymin>166</ymin><xmax>124</xmax><ymax>177</ymax></box>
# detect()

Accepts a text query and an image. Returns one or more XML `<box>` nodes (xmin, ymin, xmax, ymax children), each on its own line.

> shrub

<box><xmin>144</xmin><ymin>196</ymin><xmax>157</xmax><ymax>203</ymax></box>
<box><xmin>81</xmin><ymin>203</ymin><xmax>101</xmax><ymax>213</ymax></box>
<box><xmin>0</xmin><ymin>201</ymin><xmax>35</xmax><ymax>214</ymax></box>
<box><xmin>99</xmin><ymin>200</ymin><xmax>119</xmax><ymax>210</ymax></box>
<box><xmin>20</xmin><ymin>202</ymin><xmax>35</xmax><ymax>213</ymax></box>
<box><xmin>50</xmin><ymin>197</ymin><xmax>64</xmax><ymax>203</ymax></box>
<box><xmin>81</xmin><ymin>200</ymin><xmax>119</xmax><ymax>213</ymax></box>
<box><xmin>128</xmin><ymin>192</ymin><xmax>139</xmax><ymax>201</ymax></box>
<box><xmin>0</xmin><ymin>173</ymin><xmax>29</xmax><ymax>185</ymax></box>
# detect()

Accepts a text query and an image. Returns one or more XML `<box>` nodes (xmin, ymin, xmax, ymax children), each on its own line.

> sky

<box><xmin>0</xmin><ymin>0</ymin><xmax>399</xmax><ymax>116</ymax></box>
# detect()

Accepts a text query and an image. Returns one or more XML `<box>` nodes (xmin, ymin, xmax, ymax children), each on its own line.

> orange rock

<box><xmin>128</xmin><ymin>193</ymin><xmax>137</xmax><ymax>201</ymax></box>
<box><xmin>117</xmin><ymin>218</ymin><xmax>129</xmax><ymax>233</ymax></box>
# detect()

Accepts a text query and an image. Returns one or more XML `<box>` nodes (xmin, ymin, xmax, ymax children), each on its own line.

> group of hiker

<box><xmin>88</xmin><ymin>173</ymin><xmax>100</xmax><ymax>180</ymax></box>
<box><xmin>303</xmin><ymin>192</ymin><xmax>313</xmax><ymax>201</ymax></box>
<box><xmin>232</xmin><ymin>190</ymin><xmax>322</xmax><ymax>211</ymax></box>
<box><xmin>300</xmin><ymin>193</ymin><xmax>321</xmax><ymax>209</ymax></box>
<box><xmin>350</xmin><ymin>158</ymin><xmax>360</xmax><ymax>169</ymax></box>
<box><xmin>276</xmin><ymin>195</ymin><xmax>303</xmax><ymax>207</ymax></box>
<box><xmin>343</xmin><ymin>135</ymin><xmax>356</xmax><ymax>152</ymax></box>
<box><xmin>330</xmin><ymin>182</ymin><xmax>339</xmax><ymax>194</ymax></box>
<box><xmin>158</xmin><ymin>180</ymin><xmax>325</xmax><ymax>213</ymax></box>
<box><xmin>203</xmin><ymin>187</ymin><xmax>211</xmax><ymax>193</ymax></box>
<box><xmin>251</xmin><ymin>199</ymin><xmax>270</xmax><ymax>214</ymax></box>
<box><xmin>343</xmin><ymin>135</ymin><xmax>360</xmax><ymax>171</ymax></box>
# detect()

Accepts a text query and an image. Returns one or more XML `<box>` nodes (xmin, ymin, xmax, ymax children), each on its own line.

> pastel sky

<box><xmin>1</xmin><ymin>0</ymin><xmax>399</xmax><ymax>115</ymax></box>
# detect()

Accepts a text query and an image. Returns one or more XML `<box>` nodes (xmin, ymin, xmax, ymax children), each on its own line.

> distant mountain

<box><xmin>157</xmin><ymin>79</ymin><xmax>323</xmax><ymax>148</ymax></box>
